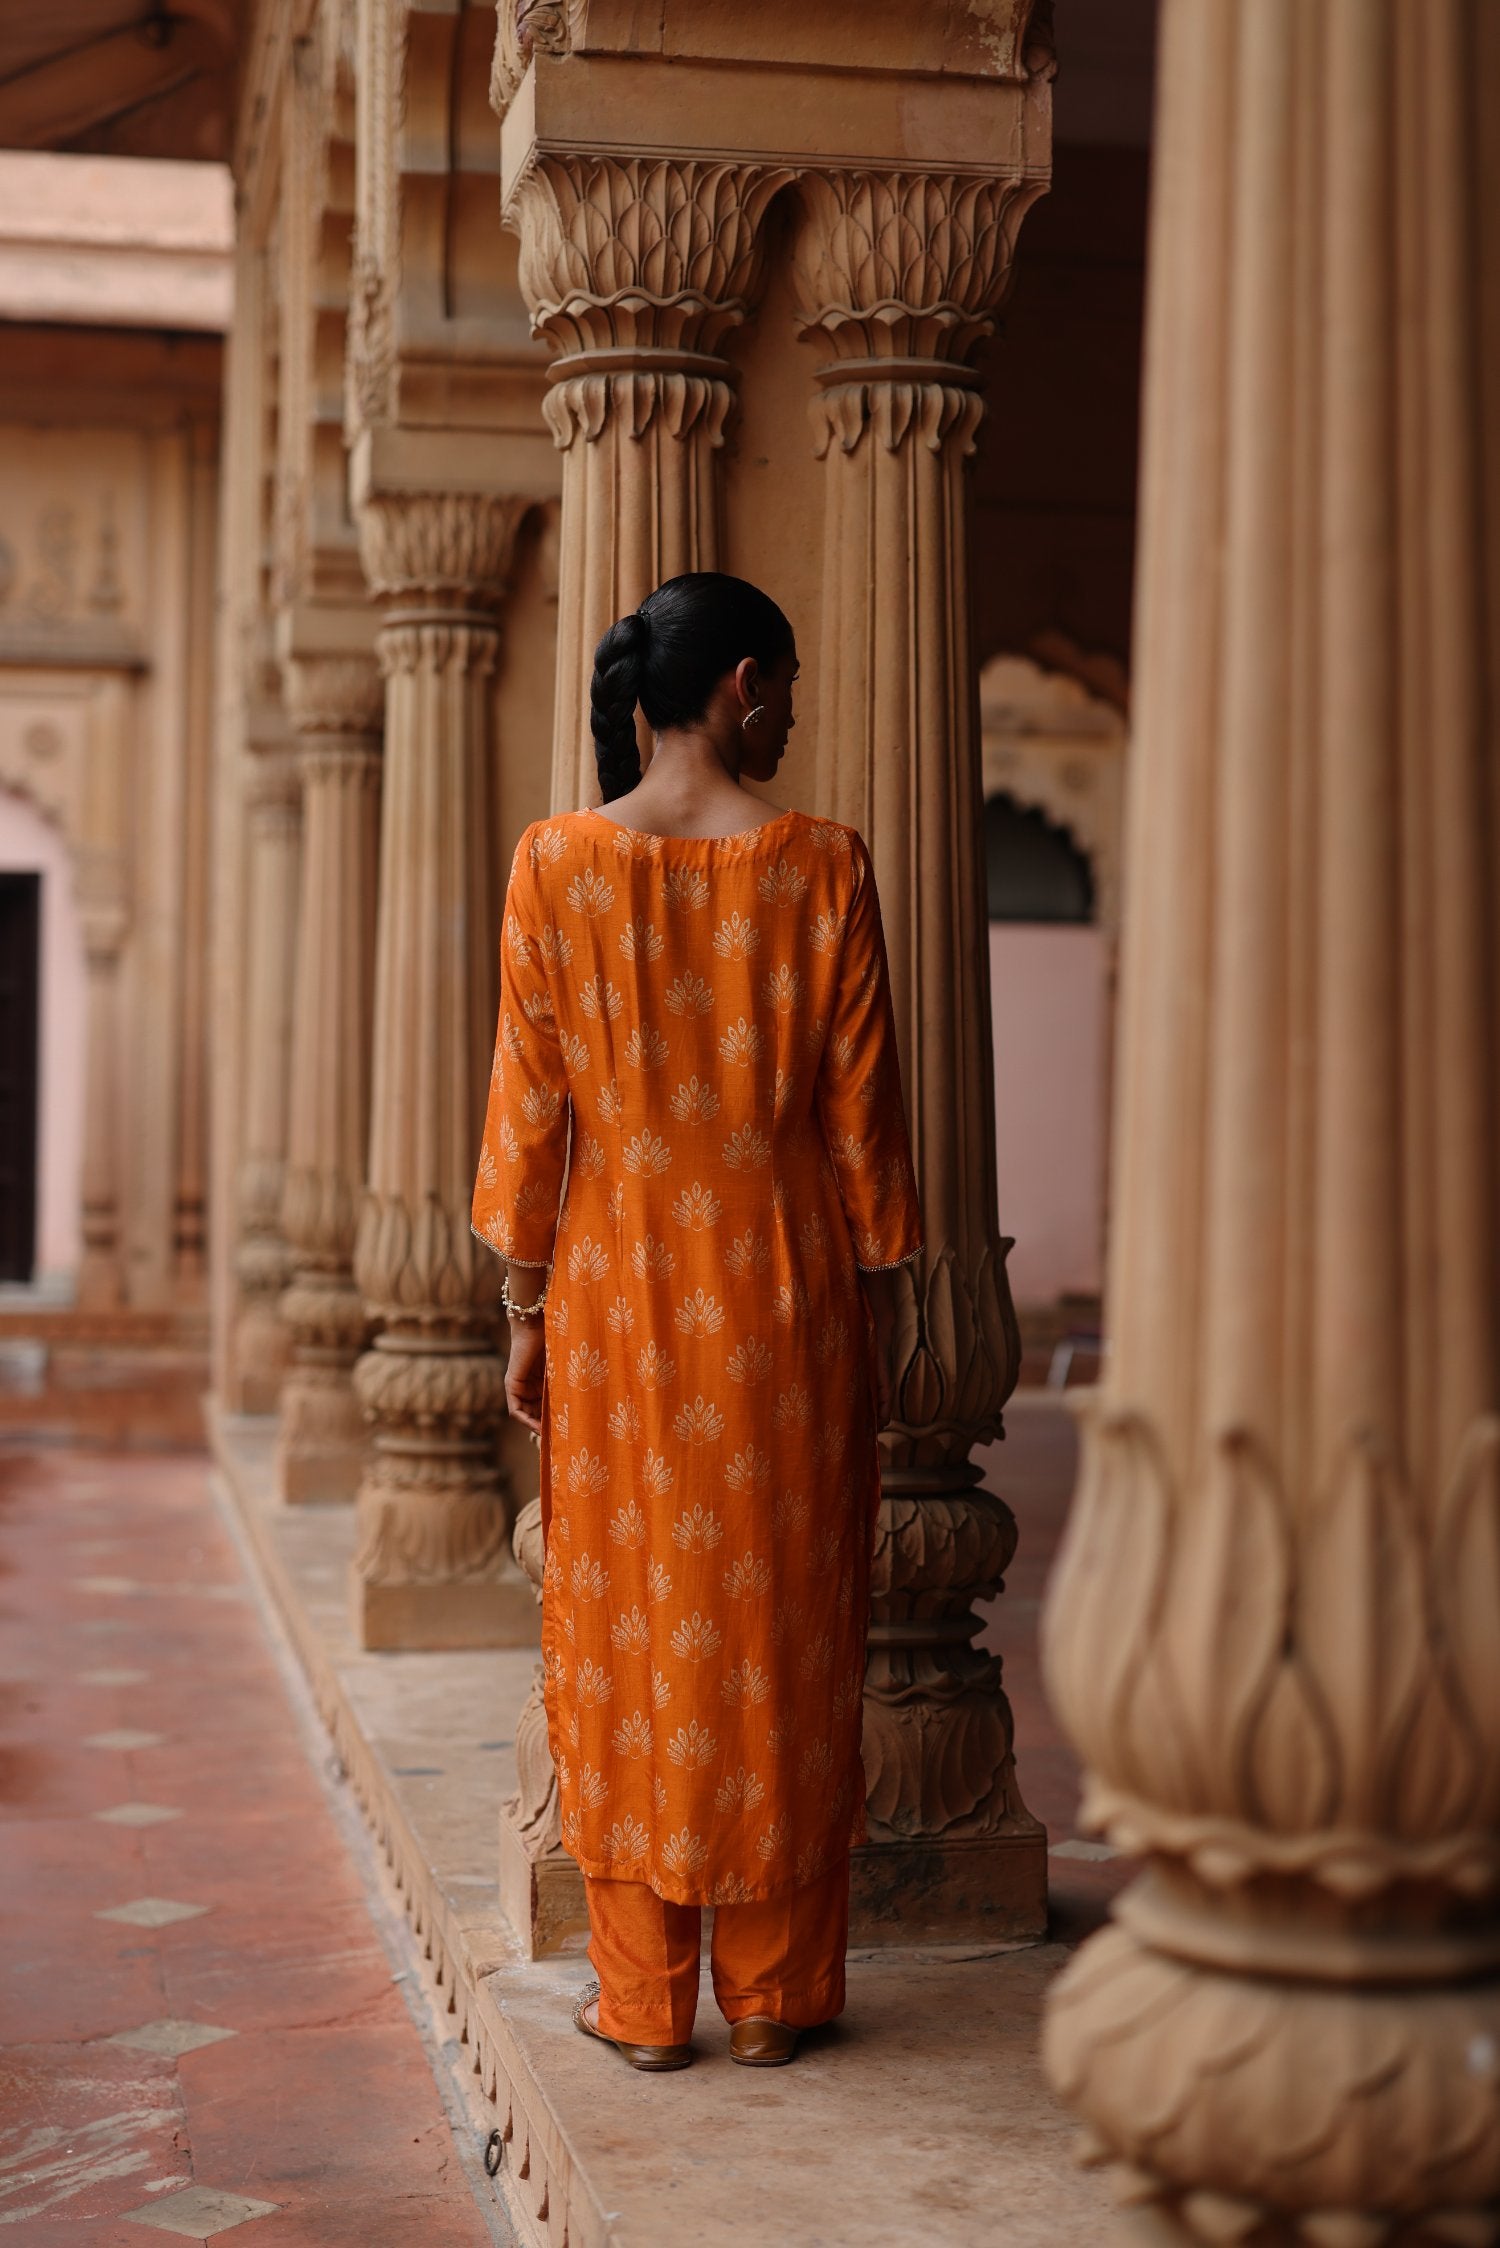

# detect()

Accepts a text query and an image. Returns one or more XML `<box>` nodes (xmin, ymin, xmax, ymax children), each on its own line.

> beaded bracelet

<box><xmin>500</xmin><ymin>1264</ymin><xmax>550</xmax><ymax>1322</ymax></box>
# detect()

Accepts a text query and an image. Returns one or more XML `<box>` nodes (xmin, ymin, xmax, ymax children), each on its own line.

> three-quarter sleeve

<box><xmin>814</xmin><ymin>828</ymin><xmax>925</xmax><ymax>1272</ymax></box>
<box><xmin>472</xmin><ymin>825</ymin><xmax>571</xmax><ymax>1269</ymax></box>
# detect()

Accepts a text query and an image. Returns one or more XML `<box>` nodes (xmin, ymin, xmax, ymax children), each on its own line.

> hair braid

<box><xmin>590</xmin><ymin>612</ymin><xmax>648</xmax><ymax>802</ymax></box>
<box><xmin>587</xmin><ymin>575</ymin><xmax>795</xmax><ymax>802</ymax></box>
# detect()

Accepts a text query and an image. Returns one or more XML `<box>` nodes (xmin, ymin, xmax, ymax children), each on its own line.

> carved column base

<box><xmin>274</xmin><ymin>1276</ymin><xmax>370</xmax><ymax>1504</ymax></box>
<box><xmin>77</xmin><ymin>1237</ymin><xmax>124</xmax><ymax>1312</ymax></box>
<box><xmin>277</xmin><ymin>1388</ymin><xmax>367</xmax><ymax>1504</ymax></box>
<box><xmin>849</xmin><ymin>1832</ymin><xmax>1047</xmax><ymax>1947</ymax></box>
<box><xmin>495</xmin><ymin>1494</ymin><xmax>586</xmax><ymax>1954</ymax></box>
<box><xmin>350</xmin><ymin>1330</ymin><xmax>537</xmax><ymax>1650</ymax></box>
<box><xmin>355</xmin><ymin>1562</ymin><xmax>537</xmax><ymax>1654</ymax></box>
<box><xmin>231</xmin><ymin>1234</ymin><xmax>293</xmax><ymax>1413</ymax></box>
<box><xmin>499</xmin><ymin>1781</ymin><xmax>589</xmax><ymax>1959</ymax></box>
<box><xmin>854</xmin><ymin>1464</ymin><xmax>1048</xmax><ymax>1943</ymax></box>
<box><xmin>1045</xmin><ymin>1892</ymin><xmax>1500</xmax><ymax>2248</ymax></box>
<box><xmin>232</xmin><ymin>1311</ymin><xmax>291</xmax><ymax>1415</ymax></box>
<box><xmin>351</xmin><ymin>1465</ymin><xmax>538</xmax><ymax>1648</ymax></box>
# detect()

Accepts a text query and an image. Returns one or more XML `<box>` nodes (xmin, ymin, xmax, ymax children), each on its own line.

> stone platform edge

<box><xmin>207</xmin><ymin>1401</ymin><xmax>609</xmax><ymax>2248</ymax></box>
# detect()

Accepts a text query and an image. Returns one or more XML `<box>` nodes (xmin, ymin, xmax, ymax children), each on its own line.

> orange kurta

<box><xmin>472</xmin><ymin>806</ymin><xmax>924</xmax><ymax>1905</ymax></box>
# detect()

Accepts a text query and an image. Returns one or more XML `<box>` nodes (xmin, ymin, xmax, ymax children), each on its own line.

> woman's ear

<box><xmin>733</xmin><ymin>655</ymin><xmax>760</xmax><ymax>711</ymax></box>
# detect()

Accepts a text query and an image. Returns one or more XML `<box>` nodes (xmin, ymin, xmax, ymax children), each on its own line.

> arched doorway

<box><xmin>0</xmin><ymin>788</ymin><xmax>86</xmax><ymax>1295</ymax></box>
<box><xmin>979</xmin><ymin>651</ymin><xmax>1126</xmax><ymax>1341</ymax></box>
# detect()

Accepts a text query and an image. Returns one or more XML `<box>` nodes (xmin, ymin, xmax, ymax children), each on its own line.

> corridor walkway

<box><xmin>3</xmin><ymin>1400</ymin><xmax>1120</xmax><ymax>2246</ymax></box>
<box><xmin>0</xmin><ymin>1442</ymin><xmax>506</xmax><ymax>2245</ymax></box>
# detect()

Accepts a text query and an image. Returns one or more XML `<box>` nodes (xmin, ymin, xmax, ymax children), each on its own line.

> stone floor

<box><xmin>4</xmin><ymin>1398</ymin><xmax>1126</xmax><ymax>2246</ymax></box>
<box><xmin>0</xmin><ymin>1318</ymin><xmax>209</xmax><ymax>1452</ymax></box>
<box><xmin>0</xmin><ymin>1442</ymin><xmax>509</xmax><ymax>2244</ymax></box>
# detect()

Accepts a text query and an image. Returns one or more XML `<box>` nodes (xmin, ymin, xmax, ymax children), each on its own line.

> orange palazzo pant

<box><xmin>585</xmin><ymin>1855</ymin><xmax>851</xmax><ymax>2046</ymax></box>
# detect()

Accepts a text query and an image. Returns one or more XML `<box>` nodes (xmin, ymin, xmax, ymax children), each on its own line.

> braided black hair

<box><xmin>589</xmin><ymin>572</ymin><xmax>794</xmax><ymax>804</ymax></box>
<box><xmin>590</xmin><ymin>612</ymin><xmax>650</xmax><ymax>802</ymax></box>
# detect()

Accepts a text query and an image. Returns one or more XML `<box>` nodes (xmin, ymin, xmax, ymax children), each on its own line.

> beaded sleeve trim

<box><xmin>468</xmin><ymin>1221</ymin><xmax>553</xmax><ymax>1274</ymax></box>
<box><xmin>855</xmin><ymin>1245</ymin><xmax>924</xmax><ymax>1272</ymax></box>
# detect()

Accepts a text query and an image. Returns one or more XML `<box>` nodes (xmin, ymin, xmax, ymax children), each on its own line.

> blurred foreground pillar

<box><xmin>1041</xmin><ymin>2</ymin><xmax>1500</xmax><ymax>2236</ymax></box>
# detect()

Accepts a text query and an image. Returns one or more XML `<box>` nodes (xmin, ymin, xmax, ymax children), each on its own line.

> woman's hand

<box><xmin>504</xmin><ymin>1318</ymin><xmax>547</xmax><ymax>1435</ymax></box>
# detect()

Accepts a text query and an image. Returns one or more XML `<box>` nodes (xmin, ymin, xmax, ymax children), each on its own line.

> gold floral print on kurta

<box><xmin>473</xmin><ymin>806</ymin><xmax>924</xmax><ymax>1905</ymax></box>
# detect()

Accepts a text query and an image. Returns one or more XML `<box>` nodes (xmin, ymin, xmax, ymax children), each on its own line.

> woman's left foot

<box><xmin>573</xmin><ymin>1982</ymin><xmax>693</xmax><ymax>2071</ymax></box>
<box><xmin>728</xmin><ymin>2015</ymin><xmax>802</xmax><ymax>2066</ymax></box>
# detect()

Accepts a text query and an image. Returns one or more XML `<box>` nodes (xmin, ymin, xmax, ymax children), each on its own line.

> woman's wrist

<box><xmin>502</xmin><ymin>1261</ymin><xmax>549</xmax><ymax>1320</ymax></box>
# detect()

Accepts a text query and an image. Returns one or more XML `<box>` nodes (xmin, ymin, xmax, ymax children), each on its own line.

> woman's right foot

<box><xmin>728</xmin><ymin>2016</ymin><xmax>801</xmax><ymax>2066</ymax></box>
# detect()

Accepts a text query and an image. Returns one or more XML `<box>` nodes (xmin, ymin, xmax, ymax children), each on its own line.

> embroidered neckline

<box><xmin>582</xmin><ymin>804</ymin><xmax>804</xmax><ymax>850</ymax></box>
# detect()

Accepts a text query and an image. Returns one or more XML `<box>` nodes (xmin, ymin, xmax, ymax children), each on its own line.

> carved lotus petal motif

<box><xmin>510</xmin><ymin>1665</ymin><xmax>563</xmax><ymax>1853</ymax></box>
<box><xmin>1392</xmin><ymin>1661</ymin><xmax>1481</xmax><ymax>1844</ymax></box>
<box><xmin>408</xmin><ymin>1194</ymin><xmax>460</xmax><ymax>1307</ymax></box>
<box><xmin>1162</xmin><ymin>1430</ymin><xmax>1292</xmax><ymax>1819</ymax></box>
<box><xmin>793</xmin><ymin>171</ymin><xmax>1039</xmax><ymax>362</ymax></box>
<box><xmin>356</xmin><ymin>1485</ymin><xmax>510</xmax><ymax>1585</ymax></box>
<box><xmin>1048</xmin><ymin>1403</ymin><xmax>1500</xmax><ymax>1889</ymax></box>
<box><xmin>1243</xmin><ymin>1657</ymin><xmax>1340</xmax><ymax>1838</ymax></box>
<box><xmin>511</xmin><ymin>158</ymin><xmax>788</xmax><ymax>358</ymax></box>
<box><xmin>512</xmin><ymin>1495</ymin><xmax>545</xmax><ymax>1596</ymax></box>
<box><xmin>870</xmin><ymin>1492</ymin><xmax>1015</xmax><ymax>1601</ymax></box>
<box><xmin>1046</xmin><ymin>1924</ymin><xmax>1500</xmax><ymax>2223</ymax></box>
<box><xmin>355</xmin><ymin>1188</ymin><xmax>410</xmax><ymax>1309</ymax></box>
<box><xmin>358</xmin><ymin>493</ymin><xmax>524</xmax><ymax>603</ymax></box>
<box><xmin>861</xmin><ymin>1693</ymin><xmax>1018</xmax><ymax>1836</ymax></box>
<box><xmin>353</xmin><ymin>1345</ymin><xmax>504</xmax><ymax>1425</ymax></box>
<box><xmin>1043</xmin><ymin>1925</ymin><xmax>1189</xmax><ymax>2103</ymax></box>
<box><xmin>1297</xmin><ymin>2220</ymin><xmax>1390</xmax><ymax>2248</ymax></box>
<box><xmin>1436</xmin><ymin>1417</ymin><xmax>1500</xmax><ymax>1826</ymax></box>
<box><xmin>1177</xmin><ymin>2193</ymin><xmax>1265</xmax><ymax>2244</ymax></box>
<box><xmin>1298</xmin><ymin>1431</ymin><xmax>1431</xmax><ymax>1832</ymax></box>
<box><xmin>1041</xmin><ymin>1407</ymin><xmax>1173</xmax><ymax>1804</ymax></box>
<box><xmin>883</xmin><ymin>1240</ymin><xmax>1016</xmax><ymax>1467</ymax></box>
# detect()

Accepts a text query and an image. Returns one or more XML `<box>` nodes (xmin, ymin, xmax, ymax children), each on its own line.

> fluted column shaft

<box><xmin>77</xmin><ymin>908</ymin><xmax>127</xmax><ymax>1310</ymax></box>
<box><xmin>1041</xmin><ymin>3</ymin><xmax>1500</xmax><ymax>2238</ymax></box>
<box><xmin>275</xmin><ymin>658</ymin><xmax>384</xmax><ymax>1503</ymax></box>
<box><xmin>791</xmin><ymin>169</ymin><xmax>1047</xmax><ymax>1931</ymax></box>
<box><xmin>505</xmin><ymin>156</ymin><xmax>787</xmax><ymax>809</ymax></box>
<box><xmin>351</xmin><ymin>492</ymin><xmax>538</xmax><ymax>1650</ymax></box>
<box><xmin>232</xmin><ymin>746</ymin><xmax>302</xmax><ymax>1407</ymax></box>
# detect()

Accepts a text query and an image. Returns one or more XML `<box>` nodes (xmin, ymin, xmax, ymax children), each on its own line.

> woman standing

<box><xmin>472</xmin><ymin>573</ymin><xmax>923</xmax><ymax>2070</ymax></box>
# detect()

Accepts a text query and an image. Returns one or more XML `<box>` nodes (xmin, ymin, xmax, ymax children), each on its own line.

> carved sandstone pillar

<box><xmin>791</xmin><ymin>170</ymin><xmax>1049</xmax><ymax>1938</ymax></box>
<box><xmin>76</xmin><ymin>906</ymin><xmax>128</xmax><ymax>1310</ymax></box>
<box><xmin>232</xmin><ymin>744</ymin><xmax>302</xmax><ymax>1405</ymax></box>
<box><xmin>497</xmin><ymin>1493</ymin><xmax>590</xmax><ymax>1956</ymax></box>
<box><xmin>173</xmin><ymin>416</ymin><xmax>220</xmax><ymax>1299</ymax></box>
<box><xmin>1041</xmin><ymin>3</ymin><xmax>1500</xmax><ymax>2237</ymax></box>
<box><xmin>275</xmin><ymin>657</ymin><xmax>384</xmax><ymax>1504</ymax></box>
<box><xmin>351</xmin><ymin>493</ymin><xmax>538</xmax><ymax>1649</ymax></box>
<box><xmin>505</xmin><ymin>156</ymin><xmax>787</xmax><ymax>809</ymax></box>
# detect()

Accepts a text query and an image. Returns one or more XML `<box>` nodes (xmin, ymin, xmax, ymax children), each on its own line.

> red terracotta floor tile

<box><xmin>0</xmin><ymin>1443</ymin><xmax>495</xmax><ymax>2244</ymax></box>
<box><xmin>1</xmin><ymin>2220</ymin><xmax>147</xmax><ymax>2247</ymax></box>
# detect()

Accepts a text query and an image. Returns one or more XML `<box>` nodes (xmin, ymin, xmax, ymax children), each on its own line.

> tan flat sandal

<box><xmin>573</xmin><ymin>1979</ymin><xmax>693</xmax><ymax>2072</ymax></box>
<box><xmin>728</xmin><ymin>2015</ymin><xmax>801</xmax><ymax>2066</ymax></box>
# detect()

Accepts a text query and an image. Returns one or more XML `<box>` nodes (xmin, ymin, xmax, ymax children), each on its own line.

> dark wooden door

<box><xmin>0</xmin><ymin>873</ymin><xmax>40</xmax><ymax>1283</ymax></box>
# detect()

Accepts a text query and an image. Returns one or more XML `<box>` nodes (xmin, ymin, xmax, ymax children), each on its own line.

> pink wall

<box><xmin>989</xmin><ymin>923</ymin><xmax>1109</xmax><ymax>1306</ymax></box>
<box><xmin>0</xmin><ymin>791</ymin><xmax>86</xmax><ymax>1290</ymax></box>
